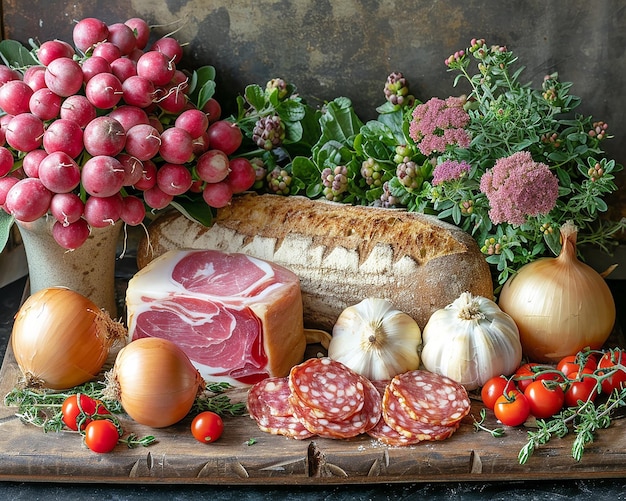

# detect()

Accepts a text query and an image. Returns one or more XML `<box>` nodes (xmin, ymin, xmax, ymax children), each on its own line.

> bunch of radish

<box><xmin>0</xmin><ymin>16</ymin><xmax>255</xmax><ymax>249</ymax></box>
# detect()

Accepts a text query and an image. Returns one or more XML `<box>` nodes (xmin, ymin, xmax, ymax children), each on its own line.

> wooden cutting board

<box><xmin>2</xmin><ymin>334</ymin><xmax>626</xmax><ymax>486</ymax></box>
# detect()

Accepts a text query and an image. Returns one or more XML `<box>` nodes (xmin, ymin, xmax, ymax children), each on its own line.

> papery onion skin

<box><xmin>498</xmin><ymin>221</ymin><xmax>616</xmax><ymax>363</ymax></box>
<box><xmin>327</xmin><ymin>297</ymin><xmax>422</xmax><ymax>381</ymax></box>
<box><xmin>11</xmin><ymin>287</ymin><xmax>126</xmax><ymax>390</ymax></box>
<box><xmin>105</xmin><ymin>337</ymin><xmax>205</xmax><ymax>428</ymax></box>
<box><xmin>420</xmin><ymin>292</ymin><xmax>522</xmax><ymax>390</ymax></box>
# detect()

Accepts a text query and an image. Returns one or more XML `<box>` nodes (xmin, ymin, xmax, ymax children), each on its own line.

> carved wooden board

<box><xmin>2</xmin><ymin>335</ymin><xmax>626</xmax><ymax>486</ymax></box>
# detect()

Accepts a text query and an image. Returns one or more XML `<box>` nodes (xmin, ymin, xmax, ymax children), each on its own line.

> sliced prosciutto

<box><xmin>126</xmin><ymin>249</ymin><xmax>306</xmax><ymax>386</ymax></box>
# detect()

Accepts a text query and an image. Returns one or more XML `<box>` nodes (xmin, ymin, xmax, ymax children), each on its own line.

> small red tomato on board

<box><xmin>61</xmin><ymin>394</ymin><xmax>110</xmax><ymax>431</ymax></box>
<box><xmin>524</xmin><ymin>379</ymin><xmax>565</xmax><ymax>419</ymax></box>
<box><xmin>556</xmin><ymin>354</ymin><xmax>597</xmax><ymax>379</ymax></box>
<box><xmin>481</xmin><ymin>375</ymin><xmax>516</xmax><ymax>410</ymax></box>
<box><xmin>564</xmin><ymin>369</ymin><xmax>599</xmax><ymax>407</ymax></box>
<box><xmin>84</xmin><ymin>419</ymin><xmax>120</xmax><ymax>453</ymax></box>
<box><xmin>191</xmin><ymin>411</ymin><xmax>224</xmax><ymax>444</ymax></box>
<box><xmin>514</xmin><ymin>362</ymin><xmax>562</xmax><ymax>392</ymax></box>
<box><xmin>494</xmin><ymin>390</ymin><xmax>530</xmax><ymax>427</ymax></box>
<box><xmin>597</xmin><ymin>349</ymin><xmax>626</xmax><ymax>395</ymax></box>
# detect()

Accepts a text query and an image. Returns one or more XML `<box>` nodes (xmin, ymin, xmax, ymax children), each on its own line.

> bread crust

<box><xmin>137</xmin><ymin>193</ymin><xmax>494</xmax><ymax>329</ymax></box>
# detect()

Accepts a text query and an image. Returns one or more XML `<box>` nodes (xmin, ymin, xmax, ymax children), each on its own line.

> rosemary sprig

<box><xmin>518</xmin><ymin>386</ymin><xmax>626</xmax><ymax>464</ymax></box>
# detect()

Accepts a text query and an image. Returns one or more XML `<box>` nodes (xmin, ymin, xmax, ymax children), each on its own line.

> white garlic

<box><xmin>420</xmin><ymin>291</ymin><xmax>522</xmax><ymax>390</ymax></box>
<box><xmin>327</xmin><ymin>298</ymin><xmax>422</xmax><ymax>381</ymax></box>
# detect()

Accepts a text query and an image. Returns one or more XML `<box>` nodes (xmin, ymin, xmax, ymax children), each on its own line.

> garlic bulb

<box><xmin>327</xmin><ymin>298</ymin><xmax>421</xmax><ymax>381</ymax></box>
<box><xmin>420</xmin><ymin>292</ymin><xmax>522</xmax><ymax>390</ymax></box>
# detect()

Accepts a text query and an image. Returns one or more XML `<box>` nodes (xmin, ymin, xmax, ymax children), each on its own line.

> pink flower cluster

<box><xmin>432</xmin><ymin>160</ymin><xmax>471</xmax><ymax>185</ymax></box>
<box><xmin>479</xmin><ymin>151</ymin><xmax>559</xmax><ymax>225</ymax></box>
<box><xmin>409</xmin><ymin>97</ymin><xmax>471</xmax><ymax>156</ymax></box>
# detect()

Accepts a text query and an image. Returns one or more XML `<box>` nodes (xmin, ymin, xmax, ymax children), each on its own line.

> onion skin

<box><xmin>498</xmin><ymin>222</ymin><xmax>616</xmax><ymax>363</ymax></box>
<box><xmin>106</xmin><ymin>337</ymin><xmax>205</xmax><ymax>428</ymax></box>
<box><xmin>11</xmin><ymin>287</ymin><xmax>126</xmax><ymax>390</ymax></box>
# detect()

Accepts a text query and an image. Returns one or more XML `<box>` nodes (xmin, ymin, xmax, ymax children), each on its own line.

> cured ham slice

<box><xmin>126</xmin><ymin>249</ymin><xmax>306</xmax><ymax>386</ymax></box>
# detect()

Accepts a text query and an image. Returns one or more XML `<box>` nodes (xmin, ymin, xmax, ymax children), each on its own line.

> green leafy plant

<box><xmin>283</xmin><ymin>39</ymin><xmax>625</xmax><ymax>288</ymax></box>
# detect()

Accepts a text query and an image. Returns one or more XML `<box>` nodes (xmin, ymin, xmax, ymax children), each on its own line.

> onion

<box><xmin>105</xmin><ymin>337</ymin><xmax>205</xmax><ymax>428</ymax></box>
<box><xmin>498</xmin><ymin>221</ymin><xmax>616</xmax><ymax>363</ymax></box>
<box><xmin>11</xmin><ymin>287</ymin><xmax>126</xmax><ymax>390</ymax></box>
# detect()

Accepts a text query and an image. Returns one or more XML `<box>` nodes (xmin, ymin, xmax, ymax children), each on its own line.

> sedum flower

<box><xmin>409</xmin><ymin>96</ymin><xmax>471</xmax><ymax>156</ymax></box>
<box><xmin>479</xmin><ymin>151</ymin><xmax>559</xmax><ymax>226</ymax></box>
<box><xmin>432</xmin><ymin>160</ymin><xmax>471</xmax><ymax>185</ymax></box>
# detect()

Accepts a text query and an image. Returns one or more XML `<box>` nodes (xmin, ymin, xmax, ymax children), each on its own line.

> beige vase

<box><xmin>16</xmin><ymin>217</ymin><xmax>122</xmax><ymax>317</ymax></box>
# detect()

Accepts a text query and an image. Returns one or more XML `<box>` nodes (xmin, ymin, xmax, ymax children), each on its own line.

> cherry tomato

<box><xmin>191</xmin><ymin>411</ymin><xmax>224</xmax><ymax>444</ymax></box>
<box><xmin>564</xmin><ymin>369</ymin><xmax>598</xmax><ymax>407</ymax></box>
<box><xmin>84</xmin><ymin>419</ymin><xmax>120</xmax><ymax>453</ymax></box>
<box><xmin>597</xmin><ymin>349</ymin><xmax>626</xmax><ymax>394</ymax></box>
<box><xmin>514</xmin><ymin>362</ymin><xmax>562</xmax><ymax>392</ymax></box>
<box><xmin>556</xmin><ymin>354</ymin><xmax>597</xmax><ymax>379</ymax></box>
<box><xmin>480</xmin><ymin>375</ymin><xmax>516</xmax><ymax>410</ymax></box>
<box><xmin>493</xmin><ymin>390</ymin><xmax>531</xmax><ymax>427</ymax></box>
<box><xmin>62</xmin><ymin>394</ymin><xmax>110</xmax><ymax>431</ymax></box>
<box><xmin>524</xmin><ymin>379</ymin><xmax>565</xmax><ymax>419</ymax></box>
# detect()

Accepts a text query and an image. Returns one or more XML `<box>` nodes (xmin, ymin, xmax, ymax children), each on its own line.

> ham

<box><xmin>125</xmin><ymin>248</ymin><xmax>306</xmax><ymax>386</ymax></box>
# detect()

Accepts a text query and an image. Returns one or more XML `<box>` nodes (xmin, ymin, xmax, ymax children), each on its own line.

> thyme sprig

<box><xmin>472</xmin><ymin>408</ymin><xmax>505</xmax><ymax>438</ymax></box>
<box><xmin>191</xmin><ymin>380</ymin><xmax>248</xmax><ymax>417</ymax></box>
<box><xmin>518</xmin><ymin>386</ymin><xmax>626</xmax><ymax>464</ymax></box>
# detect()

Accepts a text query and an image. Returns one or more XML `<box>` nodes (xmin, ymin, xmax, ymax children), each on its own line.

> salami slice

<box><xmin>255</xmin><ymin>413</ymin><xmax>316</xmax><ymax>440</ymax></box>
<box><xmin>381</xmin><ymin>385</ymin><xmax>460</xmax><ymax>441</ymax></box>
<box><xmin>290</xmin><ymin>373</ymin><xmax>382</xmax><ymax>439</ymax></box>
<box><xmin>288</xmin><ymin>357</ymin><xmax>366</xmax><ymax>420</ymax></box>
<box><xmin>389</xmin><ymin>370</ymin><xmax>471</xmax><ymax>426</ymax></box>
<box><xmin>247</xmin><ymin>376</ymin><xmax>293</xmax><ymax>417</ymax></box>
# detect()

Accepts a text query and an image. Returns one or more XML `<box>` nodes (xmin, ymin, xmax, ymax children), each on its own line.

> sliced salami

<box><xmin>389</xmin><ymin>370</ymin><xmax>471</xmax><ymax>426</ymax></box>
<box><xmin>367</xmin><ymin>418</ymin><xmax>425</xmax><ymax>446</ymax></box>
<box><xmin>288</xmin><ymin>357</ymin><xmax>366</xmax><ymax>420</ymax></box>
<box><xmin>255</xmin><ymin>413</ymin><xmax>316</xmax><ymax>440</ymax></box>
<box><xmin>290</xmin><ymin>373</ymin><xmax>382</xmax><ymax>439</ymax></box>
<box><xmin>247</xmin><ymin>376</ymin><xmax>293</xmax><ymax>417</ymax></box>
<box><xmin>381</xmin><ymin>385</ymin><xmax>460</xmax><ymax>441</ymax></box>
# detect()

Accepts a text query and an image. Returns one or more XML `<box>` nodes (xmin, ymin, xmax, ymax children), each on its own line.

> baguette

<box><xmin>136</xmin><ymin>193</ymin><xmax>494</xmax><ymax>330</ymax></box>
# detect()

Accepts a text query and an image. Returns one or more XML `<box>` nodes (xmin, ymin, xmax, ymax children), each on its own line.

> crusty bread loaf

<box><xmin>136</xmin><ymin>193</ymin><xmax>494</xmax><ymax>330</ymax></box>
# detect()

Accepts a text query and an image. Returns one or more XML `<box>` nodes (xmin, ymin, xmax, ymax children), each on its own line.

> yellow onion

<box><xmin>498</xmin><ymin>221</ymin><xmax>616</xmax><ymax>363</ymax></box>
<box><xmin>105</xmin><ymin>337</ymin><xmax>205</xmax><ymax>428</ymax></box>
<box><xmin>11</xmin><ymin>287</ymin><xmax>126</xmax><ymax>390</ymax></box>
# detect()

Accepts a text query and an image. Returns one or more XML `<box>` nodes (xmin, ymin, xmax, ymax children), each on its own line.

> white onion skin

<box><xmin>11</xmin><ymin>287</ymin><xmax>125</xmax><ymax>390</ymax></box>
<box><xmin>107</xmin><ymin>337</ymin><xmax>204</xmax><ymax>428</ymax></box>
<box><xmin>498</xmin><ymin>225</ymin><xmax>616</xmax><ymax>363</ymax></box>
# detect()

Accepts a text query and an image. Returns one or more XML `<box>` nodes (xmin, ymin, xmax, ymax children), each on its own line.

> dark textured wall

<box><xmin>2</xmin><ymin>1</ymin><xmax>625</xmax><ymax>210</ymax></box>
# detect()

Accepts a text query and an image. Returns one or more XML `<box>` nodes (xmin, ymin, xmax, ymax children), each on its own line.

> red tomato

<box><xmin>480</xmin><ymin>375</ymin><xmax>516</xmax><ymax>410</ymax></box>
<box><xmin>514</xmin><ymin>362</ymin><xmax>562</xmax><ymax>392</ymax></box>
<box><xmin>191</xmin><ymin>411</ymin><xmax>224</xmax><ymax>444</ymax></box>
<box><xmin>493</xmin><ymin>390</ymin><xmax>531</xmax><ymax>427</ymax></box>
<box><xmin>62</xmin><ymin>394</ymin><xmax>110</xmax><ymax>431</ymax></box>
<box><xmin>524</xmin><ymin>379</ymin><xmax>565</xmax><ymax>418</ymax></box>
<box><xmin>564</xmin><ymin>369</ymin><xmax>598</xmax><ymax>407</ymax></box>
<box><xmin>597</xmin><ymin>349</ymin><xmax>626</xmax><ymax>394</ymax></box>
<box><xmin>84</xmin><ymin>419</ymin><xmax>120</xmax><ymax>453</ymax></box>
<box><xmin>556</xmin><ymin>354</ymin><xmax>597</xmax><ymax>379</ymax></box>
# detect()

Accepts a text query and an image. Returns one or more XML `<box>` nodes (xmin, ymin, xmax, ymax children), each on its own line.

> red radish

<box><xmin>81</xmin><ymin>56</ymin><xmax>112</xmax><ymax>83</ymax></box>
<box><xmin>143</xmin><ymin>184</ymin><xmax>173</xmax><ymax>209</ymax></box>
<box><xmin>0</xmin><ymin>176</ymin><xmax>20</xmax><ymax>208</ymax></box>
<box><xmin>73</xmin><ymin>17</ymin><xmax>110</xmax><ymax>53</ymax></box>
<box><xmin>37</xmin><ymin>40</ymin><xmax>75</xmax><ymax>66</ymax></box>
<box><xmin>207</xmin><ymin>120</ymin><xmax>242</xmax><ymax>155</ymax></box>
<box><xmin>83</xmin><ymin>194</ymin><xmax>123</xmax><ymax>227</ymax></box>
<box><xmin>92</xmin><ymin>42</ymin><xmax>122</xmax><ymax>64</ymax></box>
<box><xmin>121</xmin><ymin>75</ymin><xmax>156</xmax><ymax>108</ymax></box>
<box><xmin>202</xmin><ymin>181</ymin><xmax>232</xmax><ymax>208</ymax></box>
<box><xmin>156</xmin><ymin>163</ymin><xmax>193</xmax><ymax>196</ymax></box>
<box><xmin>136</xmin><ymin>50</ymin><xmax>175</xmax><ymax>86</ymax></box>
<box><xmin>124</xmin><ymin>123</ymin><xmax>161</xmax><ymax>160</ymax></box>
<box><xmin>175</xmin><ymin>108</ymin><xmax>209</xmax><ymax>139</ymax></box>
<box><xmin>225</xmin><ymin>157</ymin><xmax>256</xmax><ymax>193</ymax></box>
<box><xmin>50</xmin><ymin>192</ymin><xmax>84</xmax><ymax>225</ymax></box>
<box><xmin>0</xmin><ymin>80</ymin><xmax>34</xmax><ymax>115</ymax></box>
<box><xmin>22</xmin><ymin>149</ymin><xmax>48</xmax><ymax>178</ymax></box>
<box><xmin>29</xmin><ymin>87</ymin><xmax>62</xmax><ymax>120</ymax></box>
<box><xmin>156</xmin><ymin>82</ymin><xmax>188</xmax><ymax>114</ymax></box>
<box><xmin>120</xmin><ymin>195</ymin><xmax>146</xmax><ymax>225</ymax></box>
<box><xmin>60</xmin><ymin>95</ymin><xmax>96</xmax><ymax>128</ymax></box>
<box><xmin>81</xmin><ymin>155</ymin><xmax>126</xmax><ymax>197</ymax></box>
<box><xmin>116</xmin><ymin>153</ymin><xmax>145</xmax><ymax>186</ymax></box>
<box><xmin>44</xmin><ymin>57</ymin><xmax>83</xmax><ymax>97</ymax></box>
<box><xmin>83</xmin><ymin>116</ymin><xmax>126</xmax><ymax>157</ymax></box>
<box><xmin>107</xmin><ymin>22</ymin><xmax>137</xmax><ymax>55</ymax></box>
<box><xmin>196</xmin><ymin>149</ymin><xmax>230</xmax><ymax>183</ymax></box>
<box><xmin>0</xmin><ymin>65</ymin><xmax>22</xmax><ymax>85</ymax></box>
<box><xmin>85</xmin><ymin>72</ymin><xmax>123</xmax><ymax>109</ymax></box>
<box><xmin>110</xmin><ymin>57</ymin><xmax>137</xmax><ymax>82</ymax></box>
<box><xmin>133</xmin><ymin>159</ymin><xmax>157</xmax><ymax>190</ymax></box>
<box><xmin>42</xmin><ymin>119</ymin><xmax>84</xmax><ymax>158</ymax></box>
<box><xmin>52</xmin><ymin>218</ymin><xmax>90</xmax><ymax>250</ymax></box>
<box><xmin>23</xmin><ymin>65</ymin><xmax>47</xmax><ymax>91</ymax></box>
<box><xmin>202</xmin><ymin>98</ymin><xmax>222</xmax><ymax>124</ymax></box>
<box><xmin>107</xmin><ymin>105</ymin><xmax>149</xmax><ymax>132</ymax></box>
<box><xmin>0</xmin><ymin>146</ymin><xmax>13</xmax><ymax>177</ymax></box>
<box><xmin>5</xmin><ymin>113</ymin><xmax>44</xmax><ymax>152</ymax></box>
<box><xmin>5</xmin><ymin>177</ymin><xmax>53</xmax><ymax>221</ymax></box>
<box><xmin>159</xmin><ymin>126</ymin><xmax>193</xmax><ymax>164</ymax></box>
<box><xmin>38</xmin><ymin>151</ymin><xmax>81</xmax><ymax>193</ymax></box>
<box><xmin>151</xmin><ymin>37</ymin><xmax>183</xmax><ymax>64</ymax></box>
<box><xmin>124</xmin><ymin>18</ymin><xmax>151</xmax><ymax>50</ymax></box>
